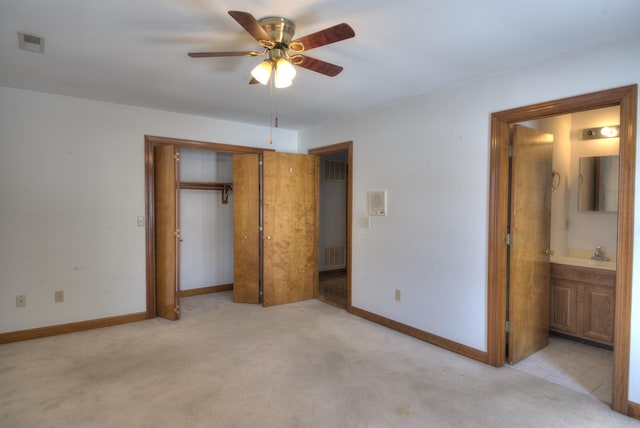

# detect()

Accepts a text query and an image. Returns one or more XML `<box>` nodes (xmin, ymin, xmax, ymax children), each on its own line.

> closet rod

<box><xmin>180</xmin><ymin>182</ymin><xmax>232</xmax><ymax>204</ymax></box>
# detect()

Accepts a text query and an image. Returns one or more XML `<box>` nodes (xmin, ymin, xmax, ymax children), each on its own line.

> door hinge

<box><xmin>174</xmin><ymin>153</ymin><xmax>180</xmax><ymax>161</ymax></box>
<box><xmin>259</xmin><ymin>160</ymin><xmax>263</xmax><ymax>166</ymax></box>
<box><xmin>174</xmin><ymin>228</ymin><xmax>181</xmax><ymax>238</ymax></box>
<box><xmin>175</xmin><ymin>305</ymin><xmax>181</xmax><ymax>314</ymax></box>
<box><xmin>508</xmin><ymin>145</ymin><xmax>515</xmax><ymax>157</ymax></box>
<box><xmin>505</xmin><ymin>321</ymin><xmax>512</xmax><ymax>333</ymax></box>
<box><xmin>505</xmin><ymin>233</ymin><xmax>513</xmax><ymax>246</ymax></box>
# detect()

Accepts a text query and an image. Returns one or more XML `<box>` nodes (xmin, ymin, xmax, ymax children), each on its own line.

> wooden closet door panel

<box><xmin>155</xmin><ymin>144</ymin><xmax>181</xmax><ymax>320</ymax></box>
<box><xmin>232</xmin><ymin>154</ymin><xmax>261</xmax><ymax>303</ymax></box>
<box><xmin>262</xmin><ymin>152</ymin><xmax>318</xmax><ymax>307</ymax></box>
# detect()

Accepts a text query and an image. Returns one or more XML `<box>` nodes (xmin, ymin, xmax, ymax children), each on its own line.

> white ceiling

<box><xmin>1</xmin><ymin>1</ymin><xmax>640</xmax><ymax>131</ymax></box>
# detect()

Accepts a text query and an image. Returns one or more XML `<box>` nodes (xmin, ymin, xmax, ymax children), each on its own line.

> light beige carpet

<box><xmin>1</xmin><ymin>291</ymin><xmax>638</xmax><ymax>427</ymax></box>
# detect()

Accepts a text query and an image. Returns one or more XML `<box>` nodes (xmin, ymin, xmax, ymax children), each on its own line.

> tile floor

<box><xmin>508</xmin><ymin>336</ymin><xmax>613</xmax><ymax>404</ymax></box>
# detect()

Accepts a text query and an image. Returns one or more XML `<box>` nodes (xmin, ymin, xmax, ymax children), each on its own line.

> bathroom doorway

<box><xmin>486</xmin><ymin>85</ymin><xmax>637</xmax><ymax>415</ymax></box>
<box><xmin>507</xmin><ymin>108</ymin><xmax>620</xmax><ymax>403</ymax></box>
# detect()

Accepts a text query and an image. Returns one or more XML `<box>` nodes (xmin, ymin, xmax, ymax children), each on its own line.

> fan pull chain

<box><xmin>275</xmin><ymin>89</ymin><xmax>279</xmax><ymax>128</ymax></box>
<box><xmin>269</xmin><ymin>77</ymin><xmax>273</xmax><ymax>144</ymax></box>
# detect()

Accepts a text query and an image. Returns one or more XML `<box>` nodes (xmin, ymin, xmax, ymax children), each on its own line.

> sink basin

<box><xmin>550</xmin><ymin>255</ymin><xmax>616</xmax><ymax>271</ymax></box>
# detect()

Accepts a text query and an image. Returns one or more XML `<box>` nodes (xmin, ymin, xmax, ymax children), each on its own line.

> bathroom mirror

<box><xmin>578</xmin><ymin>155</ymin><xmax>618</xmax><ymax>212</ymax></box>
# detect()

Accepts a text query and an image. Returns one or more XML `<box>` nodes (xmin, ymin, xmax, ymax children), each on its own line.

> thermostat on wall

<box><xmin>368</xmin><ymin>190</ymin><xmax>387</xmax><ymax>216</ymax></box>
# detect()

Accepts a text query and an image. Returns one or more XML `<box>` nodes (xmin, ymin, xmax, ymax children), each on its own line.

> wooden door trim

<box><xmin>309</xmin><ymin>141</ymin><xmax>353</xmax><ymax>310</ymax></box>
<box><xmin>144</xmin><ymin>135</ymin><xmax>273</xmax><ymax>318</ymax></box>
<box><xmin>487</xmin><ymin>85</ymin><xmax>637</xmax><ymax>415</ymax></box>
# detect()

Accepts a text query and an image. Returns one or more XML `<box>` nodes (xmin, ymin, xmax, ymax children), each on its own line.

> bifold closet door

<box><xmin>262</xmin><ymin>151</ymin><xmax>318</xmax><ymax>307</ymax></box>
<box><xmin>232</xmin><ymin>154</ymin><xmax>261</xmax><ymax>303</ymax></box>
<box><xmin>232</xmin><ymin>152</ymin><xmax>318</xmax><ymax>306</ymax></box>
<box><xmin>154</xmin><ymin>144</ymin><xmax>181</xmax><ymax>320</ymax></box>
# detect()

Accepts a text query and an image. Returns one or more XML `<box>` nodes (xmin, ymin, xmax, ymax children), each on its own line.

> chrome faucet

<box><xmin>591</xmin><ymin>246</ymin><xmax>610</xmax><ymax>261</ymax></box>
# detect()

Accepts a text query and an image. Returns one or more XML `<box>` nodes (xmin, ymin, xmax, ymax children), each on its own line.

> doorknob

<box><xmin>265</xmin><ymin>235</ymin><xmax>271</xmax><ymax>240</ymax></box>
<box><xmin>544</xmin><ymin>249</ymin><xmax>555</xmax><ymax>256</ymax></box>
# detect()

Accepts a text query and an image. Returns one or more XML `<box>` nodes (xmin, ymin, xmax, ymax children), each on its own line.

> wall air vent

<box><xmin>18</xmin><ymin>32</ymin><xmax>45</xmax><ymax>53</ymax></box>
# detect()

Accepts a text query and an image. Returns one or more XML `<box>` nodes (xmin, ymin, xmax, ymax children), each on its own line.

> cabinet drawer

<box><xmin>550</xmin><ymin>263</ymin><xmax>615</xmax><ymax>287</ymax></box>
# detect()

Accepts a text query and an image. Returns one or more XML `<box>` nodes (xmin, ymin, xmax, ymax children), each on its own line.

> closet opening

<box><xmin>144</xmin><ymin>135</ymin><xmax>270</xmax><ymax>319</ymax></box>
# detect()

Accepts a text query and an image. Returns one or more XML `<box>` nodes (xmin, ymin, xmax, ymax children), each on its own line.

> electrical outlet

<box><xmin>137</xmin><ymin>216</ymin><xmax>145</xmax><ymax>227</ymax></box>
<box><xmin>54</xmin><ymin>290</ymin><xmax>64</xmax><ymax>303</ymax></box>
<box><xmin>395</xmin><ymin>289</ymin><xmax>401</xmax><ymax>301</ymax></box>
<box><xmin>16</xmin><ymin>294</ymin><xmax>26</xmax><ymax>307</ymax></box>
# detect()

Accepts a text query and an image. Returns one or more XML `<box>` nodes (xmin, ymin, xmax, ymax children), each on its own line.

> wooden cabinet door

<box><xmin>232</xmin><ymin>154</ymin><xmax>261</xmax><ymax>303</ymax></box>
<box><xmin>262</xmin><ymin>152</ymin><xmax>318</xmax><ymax>307</ymax></box>
<box><xmin>582</xmin><ymin>284</ymin><xmax>615</xmax><ymax>345</ymax></box>
<box><xmin>154</xmin><ymin>144</ymin><xmax>181</xmax><ymax>320</ymax></box>
<box><xmin>508</xmin><ymin>125</ymin><xmax>553</xmax><ymax>364</ymax></box>
<box><xmin>549</xmin><ymin>281</ymin><xmax>578</xmax><ymax>334</ymax></box>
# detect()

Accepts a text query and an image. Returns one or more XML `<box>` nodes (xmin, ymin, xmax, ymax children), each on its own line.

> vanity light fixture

<box><xmin>582</xmin><ymin>125</ymin><xmax>620</xmax><ymax>140</ymax></box>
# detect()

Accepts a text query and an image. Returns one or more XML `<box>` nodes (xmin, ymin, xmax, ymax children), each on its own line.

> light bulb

<box><xmin>600</xmin><ymin>126</ymin><xmax>619</xmax><ymax>138</ymax></box>
<box><xmin>251</xmin><ymin>60</ymin><xmax>273</xmax><ymax>85</ymax></box>
<box><xmin>274</xmin><ymin>78</ymin><xmax>292</xmax><ymax>89</ymax></box>
<box><xmin>274</xmin><ymin>58</ymin><xmax>296</xmax><ymax>88</ymax></box>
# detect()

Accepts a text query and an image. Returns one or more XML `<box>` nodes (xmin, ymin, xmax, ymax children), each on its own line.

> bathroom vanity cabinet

<box><xmin>549</xmin><ymin>263</ymin><xmax>615</xmax><ymax>346</ymax></box>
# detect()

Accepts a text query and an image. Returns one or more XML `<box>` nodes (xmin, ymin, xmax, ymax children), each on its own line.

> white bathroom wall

<box><xmin>567</xmin><ymin>107</ymin><xmax>620</xmax><ymax>257</ymax></box>
<box><xmin>298</xmin><ymin>38</ymin><xmax>640</xmax><ymax>402</ymax></box>
<box><xmin>530</xmin><ymin>115</ymin><xmax>573</xmax><ymax>257</ymax></box>
<box><xmin>179</xmin><ymin>150</ymin><xmax>234</xmax><ymax>291</ymax></box>
<box><xmin>0</xmin><ymin>86</ymin><xmax>296</xmax><ymax>333</ymax></box>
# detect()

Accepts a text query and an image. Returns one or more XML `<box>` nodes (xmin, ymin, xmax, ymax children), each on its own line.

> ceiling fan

<box><xmin>188</xmin><ymin>10</ymin><xmax>355</xmax><ymax>88</ymax></box>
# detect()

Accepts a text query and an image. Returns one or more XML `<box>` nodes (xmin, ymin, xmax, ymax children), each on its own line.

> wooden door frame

<box><xmin>309</xmin><ymin>141</ymin><xmax>353</xmax><ymax>310</ymax></box>
<box><xmin>486</xmin><ymin>85</ymin><xmax>637</xmax><ymax>414</ymax></box>
<box><xmin>144</xmin><ymin>135</ymin><xmax>271</xmax><ymax>318</ymax></box>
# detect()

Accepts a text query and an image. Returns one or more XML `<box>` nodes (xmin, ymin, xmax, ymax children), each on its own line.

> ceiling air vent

<box><xmin>18</xmin><ymin>32</ymin><xmax>45</xmax><ymax>53</ymax></box>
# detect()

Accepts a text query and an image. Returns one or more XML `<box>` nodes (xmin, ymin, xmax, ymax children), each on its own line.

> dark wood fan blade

<box><xmin>295</xmin><ymin>55</ymin><xmax>343</xmax><ymax>77</ymax></box>
<box><xmin>228</xmin><ymin>10</ymin><xmax>273</xmax><ymax>44</ymax></box>
<box><xmin>188</xmin><ymin>51</ymin><xmax>260</xmax><ymax>58</ymax></box>
<box><xmin>249</xmin><ymin>77</ymin><xmax>260</xmax><ymax>84</ymax></box>
<box><xmin>291</xmin><ymin>23</ymin><xmax>355</xmax><ymax>51</ymax></box>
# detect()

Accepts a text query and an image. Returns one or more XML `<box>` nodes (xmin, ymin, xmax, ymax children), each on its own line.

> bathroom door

<box><xmin>507</xmin><ymin>125</ymin><xmax>553</xmax><ymax>364</ymax></box>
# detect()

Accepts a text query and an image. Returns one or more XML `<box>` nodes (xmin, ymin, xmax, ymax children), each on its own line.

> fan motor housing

<box><xmin>259</xmin><ymin>17</ymin><xmax>295</xmax><ymax>45</ymax></box>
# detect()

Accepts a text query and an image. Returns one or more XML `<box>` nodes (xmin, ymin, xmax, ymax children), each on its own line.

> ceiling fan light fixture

<box><xmin>251</xmin><ymin>60</ymin><xmax>273</xmax><ymax>85</ymax></box>
<box><xmin>274</xmin><ymin>58</ymin><xmax>296</xmax><ymax>88</ymax></box>
<box><xmin>274</xmin><ymin>77</ymin><xmax>293</xmax><ymax>89</ymax></box>
<box><xmin>276</xmin><ymin>58</ymin><xmax>296</xmax><ymax>82</ymax></box>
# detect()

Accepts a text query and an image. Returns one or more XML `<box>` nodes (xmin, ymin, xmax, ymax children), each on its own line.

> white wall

<box><xmin>298</xmin><ymin>38</ymin><xmax>640</xmax><ymax>402</ymax></box>
<box><xmin>180</xmin><ymin>150</ymin><xmax>234</xmax><ymax>290</ymax></box>
<box><xmin>533</xmin><ymin>107</ymin><xmax>619</xmax><ymax>259</ymax></box>
<box><xmin>528</xmin><ymin>115</ymin><xmax>572</xmax><ymax>257</ymax></box>
<box><xmin>319</xmin><ymin>152</ymin><xmax>348</xmax><ymax>271</ymax></box>
<box><xmin>567</xmin><ymin>108</ymin><xmax>619</xmax><ymax>256</ymax></box>
<box><xmin>0</xmin><ymin>86</ymin><xmax>296</xmax><ymax>333</ymax></box>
